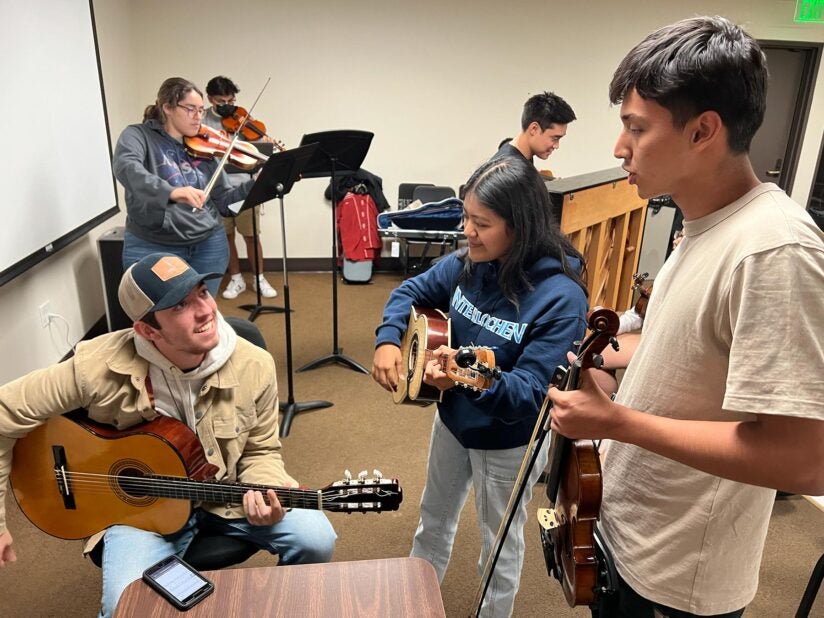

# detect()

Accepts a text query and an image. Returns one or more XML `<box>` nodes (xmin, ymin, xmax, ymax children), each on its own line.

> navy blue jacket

<box><xmin>375</xmin><ymin>251</ymin><xmax>587</xmax><ymax>449</ymax></box>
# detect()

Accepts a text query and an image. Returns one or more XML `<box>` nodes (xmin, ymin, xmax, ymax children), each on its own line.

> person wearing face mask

<box><xmin>372</xmin><ymin>155</ymin><xmax>588</xmax><ymax>617</ymax></box>
<box><xmin>112</xmin><ymin>77</ymin><xmax>254</xmax><ymax>297</ymax></box>
<box><xmin>202</xmin><ymin>76</ymin><xmax>278</xmax><ymax>300</ymax></box>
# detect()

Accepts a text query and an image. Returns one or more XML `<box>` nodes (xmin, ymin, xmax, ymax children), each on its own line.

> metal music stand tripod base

<box><xmin>241</xmin><ymin>144</ymin><xmax>333</xmax><ymax>437</ymax></box>
<box><xmin>295</xmin><ymin>129</ymin><xmax>374</xmax><ymax>375</ymax></box>
<box><xmin>237</xmin><ymin>203</ymin><xmax>287</xmax><ymax>321</ymax></box>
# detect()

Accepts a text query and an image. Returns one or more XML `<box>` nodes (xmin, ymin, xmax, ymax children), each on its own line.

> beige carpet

<box><xmin>3</xmin><ymin>271</ymin><xmax>823</xmax><ymax>616</ymax></box>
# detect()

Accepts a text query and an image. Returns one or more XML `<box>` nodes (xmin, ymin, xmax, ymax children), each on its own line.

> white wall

<box><xmin>1</xmin><ymin>0</ymin><xmax>822</xmax><ymax>383</ymax></box>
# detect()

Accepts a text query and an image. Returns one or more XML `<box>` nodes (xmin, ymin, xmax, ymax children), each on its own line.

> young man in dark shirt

<box><xmin>494</xmin><ymin>91</ymin><xmax>576</xmax><ymax>163</ymax></box>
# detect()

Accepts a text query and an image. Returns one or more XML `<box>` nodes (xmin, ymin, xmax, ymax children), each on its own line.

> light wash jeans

<box><xmin>122</xmin><ymin>229</ymin><xmax>229</xmax><ymax>298</ymax></box>
<box><xmin>98</xmin><ymin>508</ymin><xmax>336</xmax><ymax>618</ymax></box>
<box><xmin>411</xmin><ymin>413</ymin><xmax>548</xmax><ymax>618</ymax></box>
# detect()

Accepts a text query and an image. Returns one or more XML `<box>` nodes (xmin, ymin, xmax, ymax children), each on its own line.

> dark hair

<box><xmin>521</xmin><ymin>91</ymin><xmax>576</xmax><ymax>131</ymax></box>
<box><xmin>143</xmin><ymin>77</ymin><xmax>203</xmax><ymax>123</ymax></box>
<box><xmin>461</xmin><ymin>156</ymin><xmax>587</xmax><ymax>305</ymax></box>
<box><xmin>139</xmin><ymin>311</ymin><xmax>161</xmax><ymax>329</ymax></box>
<box><xmin>608</xmin><ymin>15</ymin><xmax>767</xmax><ymax>153</ymax></box>
<box><xmin>206</xmin><ymin>76</ymin><xmax>240</xmax><ymax>98</ymax></box>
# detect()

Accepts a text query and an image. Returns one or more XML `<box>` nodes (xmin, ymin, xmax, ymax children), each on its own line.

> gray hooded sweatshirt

<box><xmin>113</xmin><ymin>119</ymin><xmax>254</xmax><ymax>246</ymax></box>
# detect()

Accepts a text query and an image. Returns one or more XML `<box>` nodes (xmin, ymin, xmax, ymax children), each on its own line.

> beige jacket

<box><xmin>0</xmin><ymin>328</ymin><xmax>294</xmax><ymax>536</ymax></box>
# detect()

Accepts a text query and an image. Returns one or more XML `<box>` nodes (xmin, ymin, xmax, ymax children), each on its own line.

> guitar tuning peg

<box><xmin>358</xmin><ymin>470</ymin><xmax>368</xmax><ymax>482</ymax></box>
<box><xmin>373</xmin><ymin>469</ymin><xmax>383</xmax><ymax>480</ymax></box>
<box><xmin>344</xmin><ymin>469</ymin><xmax>352</xmax><ymax>482</ymax></box>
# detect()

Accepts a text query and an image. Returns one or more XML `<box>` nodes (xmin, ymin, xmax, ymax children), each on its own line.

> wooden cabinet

<box><xmin>547</xmin><ymin>168</ymin><xmax>646</xmax><ymax>311</ymax></box>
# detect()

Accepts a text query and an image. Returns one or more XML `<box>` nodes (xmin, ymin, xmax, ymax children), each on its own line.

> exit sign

<box><xmin>795</xmin><ymin>0</ymin><xmax>824</xmax><ymax>22</ymax></box>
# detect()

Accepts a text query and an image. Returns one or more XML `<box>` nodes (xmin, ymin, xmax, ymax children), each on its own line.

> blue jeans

<box><xmin>98</xmin><ymin>508</ymin><xmax>336</xmax><ymax>618</ymax></box>
<box><xmin>411</xmin><ymin>413</ymin><xmax>548</xmax><ymax>618</ymax></box>
<box><xmin>122</xmin><ymin>230</ymin><xmax>229</xmax><ymax>298</ymax></box>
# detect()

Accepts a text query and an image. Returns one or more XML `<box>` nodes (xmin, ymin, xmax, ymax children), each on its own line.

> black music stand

<box><xmin>240</xmin><ymin>144</ymin><xmax>333</xmax><ymax>437</ymax></box>
<box><xmin>295</xmin><ymin>130</ymin><xmax>374</xmax><ymax>375</ymax></box>
<box><xmin>234</xmin><ymin>145</ymin><xmax>287</xmax><ymax>320</ymax></box>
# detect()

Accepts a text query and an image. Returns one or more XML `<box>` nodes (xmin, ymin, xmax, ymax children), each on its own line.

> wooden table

<box><xmin>114</xmin><ymin>557</ymin><xmax>446</xmax><ymax>617</ymax></box>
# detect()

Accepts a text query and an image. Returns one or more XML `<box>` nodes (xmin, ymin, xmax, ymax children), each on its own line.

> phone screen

<box><xmin>144</xmin><ymin>555</ymin><xmax>213</xmax><ymax>608</ymax></box>
<box><xmin>152</xmin><ymin>560</ymin><xmax>207</xmax><ymax>602</ymax></box>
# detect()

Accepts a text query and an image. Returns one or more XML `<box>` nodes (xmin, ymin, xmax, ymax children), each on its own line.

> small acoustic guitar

<box><xmin>392</xmin><ymin>306</ymin><xmax>500</xmax><ymax>405</ymax></box>
<box><xmin>10</xmin><ymin>411</ymin><xmax>403</xmax><ymax>540</ymax></box>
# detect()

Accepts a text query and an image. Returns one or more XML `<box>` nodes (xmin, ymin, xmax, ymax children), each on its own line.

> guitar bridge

<box><xmin>52</xmin><ymin>445</ymin><xmax>76</xmax><ymax>510</ymax></box>
<box><xmin>537</xmin><ymin>507</ymin><xmax>559</xmax><ymax>531</ymax></box>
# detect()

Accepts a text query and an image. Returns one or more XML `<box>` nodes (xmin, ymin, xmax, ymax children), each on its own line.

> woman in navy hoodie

<box><xmin>372</xmin><ymin>155</ymin><xmax>588</xmax><ymax>616</ymax></box>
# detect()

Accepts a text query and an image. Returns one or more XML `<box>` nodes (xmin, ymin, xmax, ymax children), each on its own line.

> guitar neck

<box><xmin>130</xmin><ymin>476</ymin><xmax>325</xmax><ymax>510</ymax></box>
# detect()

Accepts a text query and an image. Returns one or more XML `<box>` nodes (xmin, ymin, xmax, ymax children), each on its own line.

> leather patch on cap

<box><xmin>150</xmin><ymin>255</ymin><xmax>190</xmax><ymax>281</ymax></box>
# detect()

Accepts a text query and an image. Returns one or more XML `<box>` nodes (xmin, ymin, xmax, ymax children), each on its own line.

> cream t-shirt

<box><xmin>600</xmin><ymin>183</ymin><xmax>824</xmax><ymax>614</ymax></box>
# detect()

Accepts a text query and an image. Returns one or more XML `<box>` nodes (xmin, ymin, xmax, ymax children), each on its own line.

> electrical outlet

<box><xmin>39</xmin><ymin>301</ymin><xmax>52</xmax><ymax>328</ymax></box>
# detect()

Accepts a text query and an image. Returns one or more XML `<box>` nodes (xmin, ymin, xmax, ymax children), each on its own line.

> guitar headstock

<box><xmin>444</xmin><ymin>347</ymin><xmax>501</xmax><ymax>392</ymax></box>
<box><xmin>321</xmin><ymin>471</ymin><xmax>403</xmax><ymax>513</ymax></box>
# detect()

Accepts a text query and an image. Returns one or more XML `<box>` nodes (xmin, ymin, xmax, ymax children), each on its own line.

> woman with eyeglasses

<box><xmin>113</xmin><ymin>77</ymin><xmax>253</xmax><ymax>296</ymax></box>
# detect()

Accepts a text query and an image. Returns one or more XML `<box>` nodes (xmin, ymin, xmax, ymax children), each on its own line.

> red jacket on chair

<box><xmin>336</xmin><ymin>191</ymin><xmax>382</xmax><ymax>262</ymax></box>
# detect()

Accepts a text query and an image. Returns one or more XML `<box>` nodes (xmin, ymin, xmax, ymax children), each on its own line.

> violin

<box><xmin>219</xmin><ymin>105</ymin><xmax>286</xmax><ymax>152</ymax></box>
<box><xmin>539</xmin><ymin>307</ymin><xmax>620</xmax><ymax>607</ymax></box>
<box><xmin>631</xmin><ymin>272</ymin><xmax>653</xmax><ymax>319</ymax></box>
<box><xmin>183</xmin><ymin>124</ymin><xmax>268</xmax><ymax>171</ymax></box>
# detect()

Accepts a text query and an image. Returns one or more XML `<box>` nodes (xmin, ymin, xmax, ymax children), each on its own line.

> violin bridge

<box><xmin>537</xmin><ymin>507</ymin><xmax>559</xmax><ymax>530</ymax></box>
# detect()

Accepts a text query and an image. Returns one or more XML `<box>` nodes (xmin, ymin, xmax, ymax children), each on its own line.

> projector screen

<box><xmin>0</xmin><ymin>0</ymin><xmax>117</xmax><ymax>286</ymax></box>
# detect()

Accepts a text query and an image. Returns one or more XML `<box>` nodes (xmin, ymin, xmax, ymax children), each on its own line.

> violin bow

<box><xmin>201</xmin><ymin>77</ymin><xmax>271</xmax><ymax>202</ymax></box>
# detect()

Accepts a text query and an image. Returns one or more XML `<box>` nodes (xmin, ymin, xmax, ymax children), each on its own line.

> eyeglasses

<box><xmin>177</xmin><ymin>104</ymin><xmax>206</xmax><ymax>117</ymax></box>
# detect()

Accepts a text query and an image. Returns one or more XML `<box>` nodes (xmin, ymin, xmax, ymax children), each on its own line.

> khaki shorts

<box><xmin>223</xmin><ymin>207</ymin><xmax>260</xmax><ymax>237</ymax></box>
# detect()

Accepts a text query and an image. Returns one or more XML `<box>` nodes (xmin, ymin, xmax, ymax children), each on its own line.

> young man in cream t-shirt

<box><xmin>548</xmin><ymin>16</ymin><xmax>824</xmax><ymax>618</ymax></box>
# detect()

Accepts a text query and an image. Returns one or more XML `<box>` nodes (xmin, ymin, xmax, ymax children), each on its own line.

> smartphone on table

<box><xmin>142</xmin><ymin>554</ymin><xmax>214</xmax><ymax>611</ymax></box>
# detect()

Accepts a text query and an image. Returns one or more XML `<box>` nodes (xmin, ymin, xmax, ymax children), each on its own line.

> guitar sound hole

<box><xmin>410</xmin><ymin>337</ymin><xmax>419</xmax><ymax>369</ymax></box>
<box><xmin>118</xmin><ymin>468</ymin><xmax>148</xmax><ymax>498</ymax></box>
<box><xmin>110</xmin><ymin>459</ymin><xmax>157</xmax><ymax>507</ymax></box>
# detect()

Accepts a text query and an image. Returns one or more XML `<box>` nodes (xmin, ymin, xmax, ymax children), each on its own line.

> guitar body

<box><xmin>11</xmin><ymin>413</ymin><xmax>404</xmax><ymax>542</ymax></box>
<box><xmin>393</xmin><ymin>306</ymin><xmax>450</xmax><ymax>405</ymax></box>
<box><xmin>10</xmin><ymin>412</ymin><xmax>217</xmax><ymax>540</ymax></box>
<box><xmin>545</xmin><ymin>439</ymin><xmax>602</xmax><ymax>606</ymax></box>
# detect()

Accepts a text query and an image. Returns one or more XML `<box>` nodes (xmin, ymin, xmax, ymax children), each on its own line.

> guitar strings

<box><xmin>48</xmin><ymin>471</ymin><xmax>395</xmax><ymax>507</ymax></box>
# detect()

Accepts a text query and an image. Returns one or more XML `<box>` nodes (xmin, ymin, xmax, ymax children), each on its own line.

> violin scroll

<box><xmin>631</xmin><ymin>272</ymin><xmax>653</xmax><ymax>319</ymax></box>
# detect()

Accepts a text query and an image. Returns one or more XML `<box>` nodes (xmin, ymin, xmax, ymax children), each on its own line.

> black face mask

<box><xmin>215</xmin><ymin>104</ymin><xmax>237</xmax><ymax>118</ymax></box>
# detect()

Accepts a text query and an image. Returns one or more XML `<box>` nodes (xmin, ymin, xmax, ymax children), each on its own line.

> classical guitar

<box><xmin>393</xmin><ymin>306</ymin><xmax>500</xmax><ymax>405</ymax></box>
<box><xmin>10</xmin><ymin>411</ymin><xmax>403</xmax><ymax>540</ymax></box>
<box><xmin>538</xmin><ymin>307</ymin><xmax>620</xmax><ymax>607</ymax></box>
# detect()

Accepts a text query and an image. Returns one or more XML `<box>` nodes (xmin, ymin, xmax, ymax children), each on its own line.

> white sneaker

<box><xmin>222</xmin><ymin>277</ymin><xmax>246</xmax><ymax>299</ymax></box>
<box><xmin>254</xmin><ymin>276</ymin><xmax>278</xmax><ymax>298</ymax></box>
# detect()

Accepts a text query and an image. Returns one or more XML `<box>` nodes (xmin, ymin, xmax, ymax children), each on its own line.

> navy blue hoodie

<box><xmin>375</xmin><ymin>251</ymin><xmax>587</xmax><ymax>449</ymax></box>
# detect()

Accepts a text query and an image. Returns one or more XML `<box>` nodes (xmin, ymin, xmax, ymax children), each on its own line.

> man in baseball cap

<box><xmin>118</xmin><ymin>253</ymin><xmax>222</xmax><ymax>323</ymax></box>
<box><xmin>0</xmin><ymin>254</ymin><xmax>337</xmax><ymax>616</ymax></box>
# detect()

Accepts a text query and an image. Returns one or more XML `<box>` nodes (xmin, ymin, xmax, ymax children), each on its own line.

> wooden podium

<box><xmin>547</xmin><ymin>167</ymin><xmax>647</xmax><ymax>312</ymax></box>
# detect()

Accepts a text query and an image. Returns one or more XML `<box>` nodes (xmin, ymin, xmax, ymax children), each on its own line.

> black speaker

<box><xmin>98</xmin><ymin>226</ymin><xmax>131</xmax><ymax>332</ymax></box>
